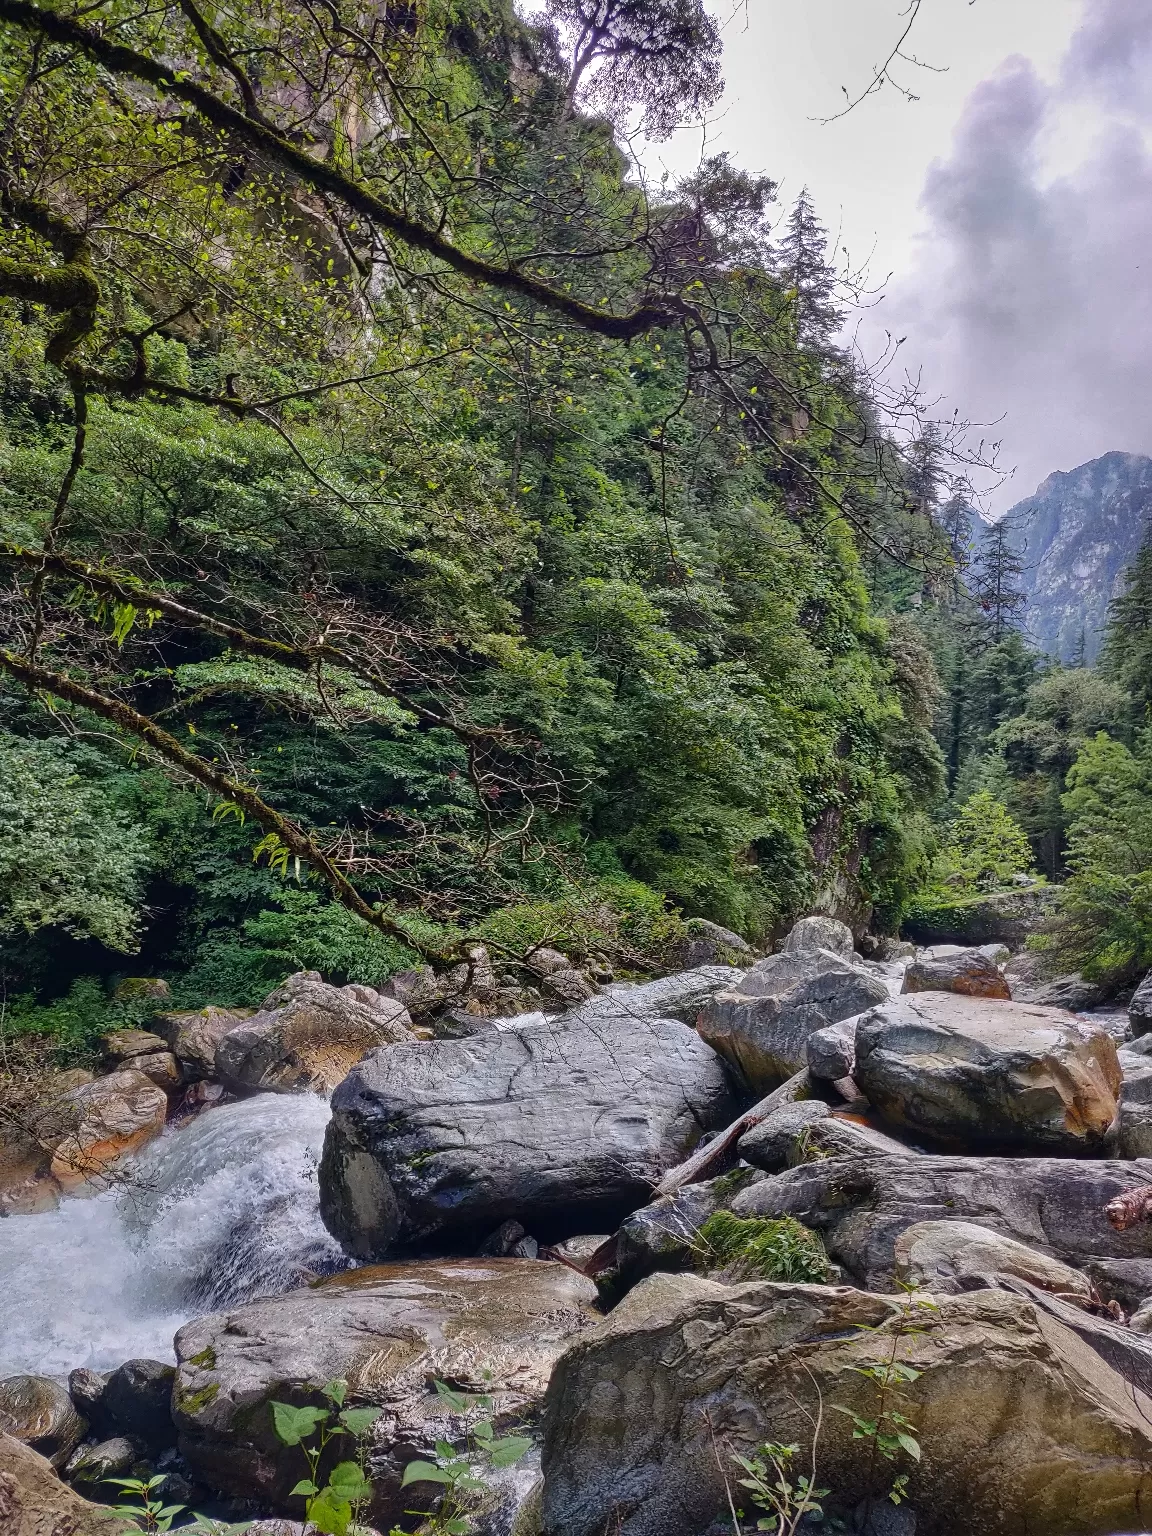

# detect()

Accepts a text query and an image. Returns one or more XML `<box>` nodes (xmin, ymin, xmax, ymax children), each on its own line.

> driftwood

<box><xmin>1106</xmin><ymin>1185</ymin><xmax>1152</xmax><ymax>1232</ymax></box>
<box><xmin>652</xmin><ymin>1069</ymin><xmax>814</xmax><ymax>1199</ymax></box>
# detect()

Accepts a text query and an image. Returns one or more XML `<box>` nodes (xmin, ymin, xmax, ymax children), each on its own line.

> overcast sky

<box><xmin>647</xmin><ymin>0</ymin><xmax>1151</xmax><ymax>511</ymax></box>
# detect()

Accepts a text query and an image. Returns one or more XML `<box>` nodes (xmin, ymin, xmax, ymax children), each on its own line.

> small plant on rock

<box><xmin>697</xmin><ymin>1212</ymin><xmax>832</xmax><ymax>1283</ymax></box>
<box><xmin>392</xmin><ymin>1378</ymin><xmax>533</xmax><ymax>1535</ymax></box>
<box><xmin>270</xmin><ymin>1377</ymin><xmax>382</xmax><ymax>1536</ymax></box>
<box><xmin>732</xmin><ymin>1441</ymin><xmax>829</xmax><ymax>1534</ymax></box>
<box><xmin>105</xmin><ymin>1476</ymin><xmax>186</xmax><ymax>1533</ymax></box>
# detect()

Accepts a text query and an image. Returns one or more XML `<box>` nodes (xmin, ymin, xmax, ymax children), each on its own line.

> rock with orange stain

<box><xmin>855</xmin><ymin>992</ymin><xmax>1120</xmax><ymax>1154</ymax></box>
<box><xmin>46</xmin><ymin>1069</ymin><xmax>168</xmax><ymax>1190</ymax></box>
<box><xmin>903</xmin><ymin>947</ymin><xmax>1012</xmax><ymax>1000</ymax></box>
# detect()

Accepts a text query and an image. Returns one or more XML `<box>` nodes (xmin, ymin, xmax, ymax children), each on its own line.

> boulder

<box><xmin>1031</xmin><ymin>973</ymin><xmax>1108</xmax><ymax>1012</ymax></box>
<box><xmin>319</xmin><ymin>1016</ymin><xmax>736</xmax><ymax>1257</ymax></box>
<box><xmin>539</xmin><ymin>968</ymin><xmax>597</xmax><ymax>1007</ymax></box>
<box><xmin>902</xmin><ymin>949</ymin><xmax>1011</xmax><ymax>1000</ymax></box>
<box><xmin>1083</xmin><ymin>1257</ymin><xmax>1152</xmax><ymax>1314</ymax></box>
<box><xmin>102</xmin><ymin>1359</ymin><xmax>177</xmax><ymax>1451</ymax></box>
<box><xmin>606</xmin><ymin>1168</ymin><xmax>766</xmax><ymax>1292</ymax></box>
<box><xmin>805</xmin><ymin>1014</ymin><xmax>860</xmax><ymax>1081</ymax></box>
<box><xmin>172</xmin><ymin>1257</ymin><xmax>597</xmax><ymax>1524</ymax></box>
<box><xmin>126</xmin><ymin>1050</ymin><xmax>182</xmax><ymax>1092</ymax></box>
<box><xmin>64</xmin><ymin>1435</ymin><xmax>143</xmax><ymax>1487</ymax></box>
<box><xmin>44</xmin><ymin>1069</ymin><xmax>168</xmax><ymax>1190</ymax></box>
<box><xmin>0</xmin><ymin>1377</ymin><xmax>86</xmax><ymax>1467</ymax></box>
<box><xmin>697</xmin><ymin>950</ymin><xmax>889</xmax><ymax>1094</ymax></box>
<box><xmin>538</xmin><ymin>1277</ymin><xmax>1152</xmax><ymax>1536</ymax></box>
<box><xmin>782</xmin><ymin>915</ymin><xmax>855</xmax><ymax>958</ymax></box>
<box><xmin>101</xmin><ymin>1028</ymin><xmax>168</xmax><ymax>1065</ymax></box>
<box><xmin>1132</xmin><ymin>972</ymin><xmax>1152</xmax><ymax>1037</ymax></box>
<box><xmin>736</xmin><ymin>1099</ymin><xmax>831</xmax><ymax>1171</ymax></box>
<box><xmin>1117</xmin><ymin>1059</ymin><xmax>1152</xmax><ymax>1157</ymax></box>
<box><xmin>154</xmin><ymin>1005</ymin><xmax>254</xmax><ymax>1078</ymax></box>
<box><xmin>561</xmin><ymin>966</ymin><xmax>745</xmax><ymax>1028</ymax></box>
<box><xmin>113</xmin><ymin>977</ymin><xmax>171</xmax><ymax>1003</ymax></box>
<box><xmin>787</xmin><ymin>1114</ymin><xmax>921</xmax><ymax>1163</ymax></box>
<box><xmin>681</xmin><ymin>919</ymin><xmax>754</xmax><ymax>968</ymax></box>
<box><xmin>893</xmin><ymin>1220</ymin><xmax>1096</xmax><ymax>1303</ymax></box>
<box><xmin>732</xmin><ymin>1152</ymin><xmax>1152</xmax><ymax>1288</ymax></box>
<box><xmin>67</xmin><ymin>1370</ymin><xmax>106</xmax><ymax>1426</ymax></box>
<box><xmin>0</xmin><ymin>1432</ymin><xmax>123</xmax><ymax>1535</ymax></box>
<box><xmin>215</xmin><ymin>971</ymin><xmax>414</xmax><ymax>1095</ymax></box>
<box><xmin>854</xmin><ymin>993</ymin><xmax>1120</xmax><ymax>1154</ymax></box>
<box><xmin>1132</xmin><ymin>1297</ymin><xmax>1152</xmax><ymax>1333</ymax></box>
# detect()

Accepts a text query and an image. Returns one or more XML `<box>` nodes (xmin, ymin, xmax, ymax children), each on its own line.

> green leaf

<box><xmin>327</xmin><ymin>1461</ymin><xmax>371</xmax><ymax>1496</ymax></box>
<box><xmin>486</xmin><ymin>1434</ymin><xmax>533</xmax><ymax>1467</ymax></box>
<box><xmin>339</xmin><ymin>1406</ymin><xmax>383</xmax><ymax>1436</ymax></box>
<box><xmin>288</xmin><ymin>1479</ymin><xmax>319</xmax><ymax>1497</ymax></box>
<box><xmin>433</xmin><ymin>1380</ymin><xmax>470</xmax><ymax>1413</ymax></box>
<box><xmin>305</xmin><ymin>1486</ymin><xmax>352</xmax><ymax>1536</ymax></box>
<box><xmin>896</xmin><ymin>1433</ymin><xmax>921</xmax><ymax>1461</ymax></box>
<box><xmin>401</xmin><ymin>1460</ymin><xmax>454</xmax><ymax>1487</ymax></box>
<box><xmin>323</xmin><ymin>1378</ymin><xmax>348</xmax><ymax>1407</ymax></box>
<box><xmin>271</xmin><ymin>1401</ymin><xmax>328</xmax><ymax>1446</ymax></box>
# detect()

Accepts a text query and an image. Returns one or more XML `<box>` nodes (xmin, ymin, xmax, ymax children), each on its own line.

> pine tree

<box><xmin>938</xmin><ymin>480</ymin><xmax>975</xmax><ymax>571</ymax></box>
<box><xmin>777</xmin><ymin>189</ymin><xmax>841</xmax><ymax>350</ymax></box>
<box><xmin>970</xmin><ymin>517</ymin><xmax>1028</xmax><ymax>642</ymax></box>
<box><xmin>1102</xmin><ymin>520</ymin><xmax>1152</xmax><ymax>721</ymax></box>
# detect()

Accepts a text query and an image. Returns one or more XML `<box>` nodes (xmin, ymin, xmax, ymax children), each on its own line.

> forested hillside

<box><xmin>0</xmin><ymin>0</ymin><xmax>952</xmax><ymax>1030</ymax></box>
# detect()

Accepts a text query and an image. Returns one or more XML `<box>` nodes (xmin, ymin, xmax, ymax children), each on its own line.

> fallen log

<box><xmin>652</xmin><ymin>1068</ymin><xmax>814</xmax><ymax>1199</ymax></box>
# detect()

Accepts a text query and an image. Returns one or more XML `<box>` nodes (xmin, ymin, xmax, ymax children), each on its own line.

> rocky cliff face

<box><xmin>1004</xmin><ymin>451</ymin><xmax>1152</xmax><ymax>662</ymax></box>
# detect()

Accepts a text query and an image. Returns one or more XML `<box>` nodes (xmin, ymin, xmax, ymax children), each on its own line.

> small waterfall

<box><xmin>0</xmin><ymin>1093</ymin><xmax>347</xmax><ymax>1376</ymax></box>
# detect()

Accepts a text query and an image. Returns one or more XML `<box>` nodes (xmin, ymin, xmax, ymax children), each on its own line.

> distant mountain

<box><xmin>1002</xmin><ymin>451</ymin><xmax>1152</xmax><ymax>662</ymax></box>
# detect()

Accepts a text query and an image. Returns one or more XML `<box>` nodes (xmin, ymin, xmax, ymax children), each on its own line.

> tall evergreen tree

<box><xmin>970</xmin><ymin>517</ymin><xmax>1028</xmax><ymax>642</ymax></box>
<box><xmin>1103</xmin><ymin>520</ymin><xmax>1152</xmax><ymax>722</ymax></box>
<box><xmin>777</xmin><ymin>188</ymin><xmax>842</xmax><ymax>350</ymax></box>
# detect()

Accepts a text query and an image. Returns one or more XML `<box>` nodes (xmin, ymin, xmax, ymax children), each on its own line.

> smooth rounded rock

<box><xmin>102</xmin><ymin>1359</ymin><xmax>177</xmax><ymax>1451</ymax></box>
<box><xmin>43</xmin><ymin>1070</ymin><xmax>168</xmax><ymax>1189</ymax></box>
<box><xmin>0</xmin><ymin>1376</ymin><xmax>87</xmax><ymax>1467</ymax></box>
<box><xmin>154</xmin><ymin>1005</ymin><xmax>254</xmax><ymax>1079</ymax></box>
<box><xmin>0</xmin><ymin>1432</ymin><xmax>122</xmax><ymax>1533</ymax></box>
<box><xmin>902</xmin><ymin>948</ymin><xmax>1011</xmax><ymax>1000</ymax></box>
<box><xmin>173</xmin><ymin>1257</ymin><xmax>598</xmax><ymax>1524</ymax></box>
<box><xmin>737</xmin><ymin>1098</ymin><xmax>831</xmax><ymax>1171</ymax></box>
<box><xmin>854</xmin><ymin>992</ymin><xmax>1120</xmax><ymax>1153</ymax></box>
<box><xmin>893</xmin><ymin>1219</ymin><xmax>1096</xmax><ymax>1303</ymax></box>
<box><xmin>782</xmin><ymin>915</ymin><xmax>855</xmax><ymax>957</ymax></box>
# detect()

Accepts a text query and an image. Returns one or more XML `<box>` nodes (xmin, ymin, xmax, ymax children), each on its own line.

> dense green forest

<box><xmin>0</xmin><ymin>0</ymin><xmax>1147</xmax><ymax>1057</ymax></box>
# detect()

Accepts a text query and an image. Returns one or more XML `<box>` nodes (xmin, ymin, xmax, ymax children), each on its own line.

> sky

<box><xmin>645</xmin><ymin>0</ymin><xmax>1152</xmax><ymax>512</ymax></box>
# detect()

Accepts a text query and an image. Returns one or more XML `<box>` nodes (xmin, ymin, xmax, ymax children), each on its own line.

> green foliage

<box><xmin>1034</xmin><ymin>731</ymin><xmax>1152</xmax><ymax>984</ymax></box>
<box><xmin>927</xmin><ymin>790</ymin><xmax>1034</xmax><ymax>894</ymax></box>
<box><xmin>4</xmin><ymin>977</ymin><xmax>156</xmax><ymax>1065</ymax></box>
<box><xmin>270</xmin><ymin>1378</ymin><xmax>382</xmax><ymax>1536</ymax></box>
<box><xmin>697</xmin><ymin>1211</ymin><xmax>831</xmax><ymax>1283</ymax></box>
<box><xmin>393</xmin><ymin>1380</ymin><xmax>532</xmax><ymax>1536</ymax></box>
<box><xmin>731</xmin><ymin>1442</ymin><xmax>828</xmax><ymax>1535</ymax></box>
<box><xmin>0</xmin><ymin>732</ymin><xmax>149</xmax><ymax>951</ymax></box>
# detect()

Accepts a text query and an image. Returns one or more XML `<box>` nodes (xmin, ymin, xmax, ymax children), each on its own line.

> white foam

<box><xmin>0</xmin><ymin>1093</ymin><xmax>344</xmax><ymax>1375</ymax></box>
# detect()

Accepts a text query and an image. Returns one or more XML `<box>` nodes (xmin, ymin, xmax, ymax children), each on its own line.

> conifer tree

<box><xmin>1103</xmin><ymin>521</ymin><xmax>1152</xmax><ymax>721</ymax></box>
<box><xmin>970</xmin><ymin>517</ymin><xmax>1028</xmax><ymax>642</ymax></box>
<box><xmin>777</xmin><ymin>188</ymin><xmax>842</xmax><ymax>350</ymax></box>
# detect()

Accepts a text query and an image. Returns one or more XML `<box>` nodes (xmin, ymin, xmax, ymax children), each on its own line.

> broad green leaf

<box><xmin>896</xmin><ymin>1433</ymin><xmax>922</xmax><ymax>1461</ymax></box>
<box><xmin>339</xmin><ymin>1406</ymin><xmax>383</xmax><ymax>1436</ymax></box>
<box><xmin>323</xmin><ymin>1378</ymin><xmax>348</xmax><ymax>1407</ymax></box>
<box><xmin>401</xmin><ymin>1459</ymin><xmax>454</xmax><ymax>1487</ymax></box>
<box><xmin>487</xmin><ymin>1434</ymin><xmax>533</xmax><ymax>1467</ymax></box>
<box><xmin>288</xmin><ymin>1479</ymin><xmax>319</xmax><ymax>1496</ymax></box>
<box><xmin>271</xmin><ymin>1401</ymin><xmax>328</xmax><ymax>1446</ymax></box>
<box><xmin>327</xmin><ymin>1461</ymin><xmax>371</xmax><ymax>1497</ymax></box>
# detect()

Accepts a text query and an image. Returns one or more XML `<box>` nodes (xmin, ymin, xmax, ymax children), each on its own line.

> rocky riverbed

<box><xmin>4</xmin><ymin>918</ymin><xmax>1152</xmax><ymax>1535</ymax></box>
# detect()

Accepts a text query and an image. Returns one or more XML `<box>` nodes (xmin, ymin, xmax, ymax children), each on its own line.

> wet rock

<box><xmin>173</xmin><ymin>1257</ymin><xmax>597</xmax><ymax>1525</ymax></box>
<box><xmin>540</xmin><ymin>1277</ymin><xmax>1152</xmax><ymax>1536</ymax></box>
<box><xmin>44</xmin><ymin>1069</ymin><xmax>168</xmax><ymax>1190</ymax></box>
<box><xmin>1031</xmin><ymin>973</ymin><xmax>1108</xmax><ymax>1011</ymax></box>
<box><xmin>154</xmin><ymin>1005</ymin><xmax>254</xmax><ymax>1079</ymax></box>
<box><xmin>126</xmin><ymin>1050</ymin><xmax>182</xmax><ymax>1092</ymax></box>
<box><xmin>0</xmin><ymin>1115</ymin><xmax>58</xmax><ymax>1216</ymax></box>
<box><xmin>1131</xmin><ymin>1297</ymin><xmax>1152</xmax><ymax>1333</ymax></box>
<box><xmin>732</xmin><ymin>1152</ymin><xmax>1152</xmax><ymax>1289</ymax></box>
<box><xmin>854</xmin><ymin>993</ymin><xmax>1120</xmax><ymax>1154</ymax></box>
<box><xmin>102</xmin><ymin>1359</ymin><xmax>177</xmax><ymax>1451</ymax></box>
<box><xmin>902</xmin><ymin>948</ymin><xmax>1011</xmax><ymax>1000</ymax></box>
<box><xmin>215</xmin><ymin>971</ymin><xmax>414</xmax><ymax>1095</ymax></box>
<box><xmin>782</xmin><ymin>915</ymin><xmax>855</xmax><ymax>957</ymax></box>
<box><xmin>64</xmin><ymin>1435</ymin><xmax>142</xmax><ymax>1486</ymax></box>
<box><xmin>697</xmin><ymin>951</ymin><xmax>889</xmax><ymax>1094</ymax></box>
<box><xmin>0</xmin><ymin>1376</ymin><xmax>87</xmax><ymax>1467</ymax></box>
<box><xmin>539</xmin><ymin>968</ymin><xmax>597</xmax><ymax>1007</ymax></box>
<box><xmin>893</xmin><ymin>1220</ymin><xmax>1096</xmax><ymax>1303</ymax></box>
<box><xmin>561</xmin><ymin>966</ymin><xmax>746</xmax><ymax>1027</ymax></box>
<box><xmin>67</xmin><ymin>1370</ymin><xmax>107</xmax><ymax>1426</ymax></box>
<box><xmin>736</xmin><ymin>1099</ymin><xmax>831</xmax><ymax>1171</ymax></box>
<box><xmin>319</xmin><ymin>1015</ymin><xmax>735</xmax><ymax>1257</ymax></box>
<box><xmin>1117</xmin><ymin>1059</ymin><xmax>1152</xmax><ymax>1157</ymax></box>
<box><xmin>0</xmin><ymin>1431</ymin><xmax>123</xmax><ymax>1534</ymax></box>
<box><xmin>1131</xmin><ymin>971</ymin><xmax>1152</xmax><ymax>1037</ymax></box>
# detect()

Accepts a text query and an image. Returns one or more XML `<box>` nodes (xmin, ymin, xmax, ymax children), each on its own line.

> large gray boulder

<box><xmin>732</xmin><ymin>1152</ymin><xmax>1152</xmax><ymax>1288</ymax></box>
<box><xmin>558</xmin><ymin>966</ymin><xmax>745</xmax><ymax>1027</ymax></box>
<box><xmin>1132</xmin><ymin>971</ymin><xmax>1152</xmax><ymax>1037</ymax></box>
<box><xmin>0</xmin><ymin>1377</ymin><xmax>87</xmax><ymax>1468</ymax></box>
<box><xmin>1031</xmin><ymin>973</ymin><xmax>1108</xmax><ymax>1012</ymax></box>
<box><xmin>539</xmin><ymin>1276</ymin><xmax>1152</xmax><ymax>1536</ymax></box>
<box><xmin>154</xmin><ymin>1005</ymin><xmax>254</xmax><ymax>1079</ymax></box>
<box><xmin>0</xmin><ymin>1432</ymin><xmax>122</xmax><ymax>1535</ymax></box>
<box><xmin>1117</xmin><ymin>1059</ymin><xmax>1152</xmax><ymax>1157</ymax></box>
<box><xmin>319</xmin><ymin>1016</ymin><xmax>736</xmax><ymax>1257</ymax></box>
<box><xmin>172</xmin><ymin>1258</ymin><xmax>597</xmax><ymax>1524</ymax></box>
<box><xmin>697</xmin><ymin>950</ymin><xmax>889</xmax><ymax>1094</ymax></box>
<box><xmin>215</xmin><ymin>971</ymin><xmax>413</xmax><ymax>1095</ymax></box>
<box><xmin>782</xmin><ymin>915</ymin><xmax>854</xmax><ymax>957</ymax></box>
<box><xmin>854</xmin><ymin>993</ymin><xmax>1120</xmax><ymax>1154</ymax></box>
<box><xmin>736</xmin><ymin>1098</ymin><xmax>831</xmax><ymax>1171</ymax></box>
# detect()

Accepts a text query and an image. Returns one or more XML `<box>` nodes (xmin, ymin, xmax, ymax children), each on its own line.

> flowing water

<box><xmin>0</xmin><ymin>1093</ymin><xmax>347</xmax><ymax>1375</ymax></box>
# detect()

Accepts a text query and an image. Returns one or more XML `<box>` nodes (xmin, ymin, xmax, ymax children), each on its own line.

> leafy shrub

<box><xmin>697</xmin><ymin>1211</ymin><xmax>831</xmax><ymax>1283</ymax></box>
<box><xmin>476</xmin><ymin>876</ymin><xmax>687</xmax><ymax>972</ymax></box>
<box><xmin>4</xmin><ymin>977</ymin><xmax>159</xmax><ymax>1065</ymax></box>
<box><xmin>928</xmin><ymin>790</ymin><xmax>1034</xmax><ymax>894</ymax></box>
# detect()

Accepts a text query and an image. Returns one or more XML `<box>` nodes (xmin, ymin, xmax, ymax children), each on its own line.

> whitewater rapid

<box><xmin>0</xmin><ymin>1093</ymin><xmax>347</xmax><ymax>1375</ymax></box>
